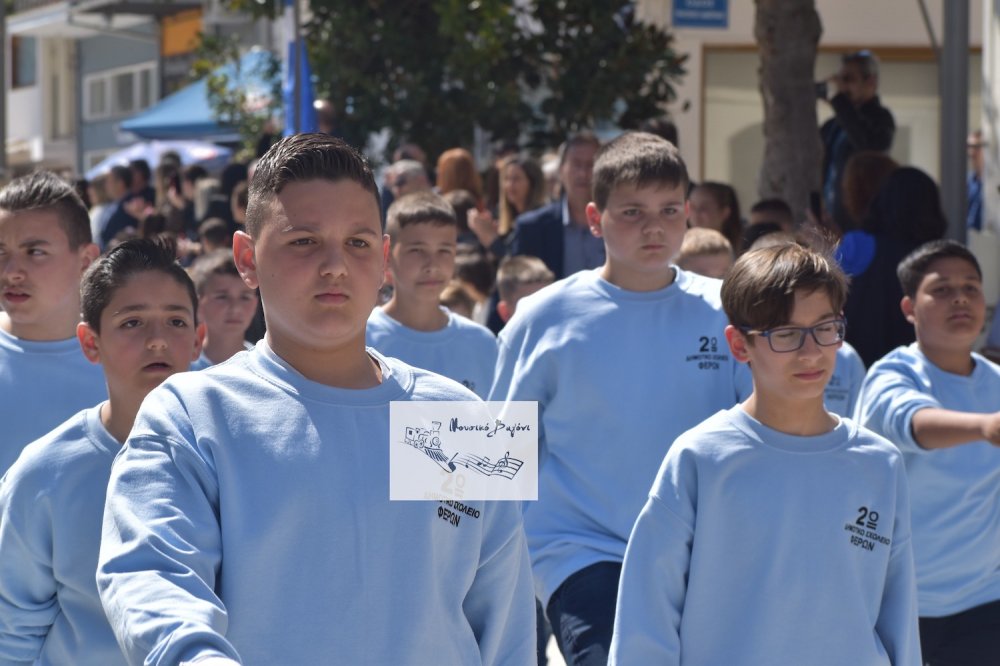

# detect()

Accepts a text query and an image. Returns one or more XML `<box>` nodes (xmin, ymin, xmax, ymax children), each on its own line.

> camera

<box><xmin>815</xmin><ymin>81</ymin><xmax>828</xmax><ymax>100</ymax></box>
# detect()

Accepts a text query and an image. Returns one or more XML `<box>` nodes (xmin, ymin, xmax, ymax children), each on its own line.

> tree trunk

<box><xmin>754</xmin><ymin>0</ymin><xmax>823</xmax><ymax>225</ymax></box>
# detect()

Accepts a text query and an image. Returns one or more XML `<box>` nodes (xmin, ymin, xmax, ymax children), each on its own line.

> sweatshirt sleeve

<box><xmin>609</xmin><ymin>447</ymin><xmax>697</xmax><ymax>666</ymax></box>
<box><xmin>461</xmin><ymin>502</ymin><xmax>535</xmax><ymax>666</ymax></box>
<box><xmin>856</xmin><ymin>361</ymin><xmax>939</xmax><ymax>453</ymax></box>
<box><xmin>97</xmin><ymin>389</ymin><xmax>240</xmax><ymax>666</ymax></box>
<box><xmin>874</xmin><ymin>459</ymin><xmax>922</xmax><ymax>666</ymax></box>
<box><xmin>0</xmin><ymin>466</ymin><xmax>57</xmax><ymax>665</ymax></box>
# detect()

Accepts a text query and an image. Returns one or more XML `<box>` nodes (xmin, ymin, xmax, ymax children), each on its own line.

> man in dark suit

<box><xmin>512</xmin><ymin>132</ymin><xmax>603</xmax><ymax>279</ymax></box>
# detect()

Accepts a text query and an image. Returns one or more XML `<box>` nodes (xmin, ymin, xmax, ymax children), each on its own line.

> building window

<box><xmin>11</xmin><ymin>36</ymin><xmax>37</xmax><ymax>89</ymax></box>
<box><xmin>83</xmin><ymin>62</ymin><xmax>157</xmax><ymax>122</ymax></box>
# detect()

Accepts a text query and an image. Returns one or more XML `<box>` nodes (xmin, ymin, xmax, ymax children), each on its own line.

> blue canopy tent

<box><xmin>121</xmin><ymin>49</ymin><xmax>276</xmax><ymax>141</ymax></box>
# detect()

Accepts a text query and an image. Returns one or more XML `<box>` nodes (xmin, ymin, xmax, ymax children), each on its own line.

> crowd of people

<box><xmin>0</xmin><ymin>48</ymin><xmax>997</xmax><ymax>666</ymax></box>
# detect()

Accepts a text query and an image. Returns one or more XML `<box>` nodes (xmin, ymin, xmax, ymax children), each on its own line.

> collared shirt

<box><xmin>562</xmin><ymin>198</ymin><xmax>606</xmax><ymax>276</ymax></box>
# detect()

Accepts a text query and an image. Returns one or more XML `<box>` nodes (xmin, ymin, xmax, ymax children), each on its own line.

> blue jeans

<box><xmin>546</xmin><ymin>561</ymin><xmax>622</xmax><ymax>666</ymax></box>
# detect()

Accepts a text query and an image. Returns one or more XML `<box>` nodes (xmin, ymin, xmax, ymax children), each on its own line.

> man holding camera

<box><xmin>819</xmin><ymin>50</ymin><xmax>896</xmax><ymax>232</ymax></box>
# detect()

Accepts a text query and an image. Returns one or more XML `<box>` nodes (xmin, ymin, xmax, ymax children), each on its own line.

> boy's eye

<box><xmin>27</xmin><ymin>248</ymin><xmax>46</xmax><ymax>257</ymax></box>
<box><xmin>169</xmin><ymin>318</ymin><xmax>189</xmax><ymax>327</ymax></box>
<box><xmin>120</xmin><ymin>319</ymin><xmax>141</xmax><ymax>329</ymax></box>
<box><xmin>348</xmin><ymin>238</ymin><xmax>370</xmax><ymax>248</ymax></box>
<box><xmin>289</xmin><ymin>237</ymin><xmax>315</xmax><ymax>246</ymax></box>
<box><xmin>771</xmin><ymin>328</ymin><xmax>799</xmax><ymax>341</ymax></box>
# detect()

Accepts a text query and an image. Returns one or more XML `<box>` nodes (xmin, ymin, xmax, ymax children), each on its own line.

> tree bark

<box><xmin>754</xmin><ymin>0</ymin><xmax>823</xmax><ymax>224</ymax></box>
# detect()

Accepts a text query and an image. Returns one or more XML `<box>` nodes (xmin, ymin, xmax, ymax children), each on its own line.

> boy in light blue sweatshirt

<box><xmin>0</xmin><ymin>171</ymin><xmax>105</xmax><ymax>475</ymax></box>
<box><xmin>490</xmin><ymin>131</ymin><xmax>750</xmax><ymax>664</ymax></box>
<box><xmin>0</xmin><ymin>238</ymin><xmax>203</xmax><ymax>665</ymax></box>
<box><xmin>611</xmin><ymin>242</ymin><xmax>921</xmax><ymax>665</ymax></box>
<box><xmin>857</xmin><ymin>239</ymin><xmax>1000</xmax><ymax>665</ymax></box>
<box><xmin>97</xmin><ymin>134</ymin><xmax>534</xmax><ymax>666</ymax></box>
<box><xmin>366</xmin><ymin>191</ymin><xmax>497</xmax><ymax>397</ymax></box>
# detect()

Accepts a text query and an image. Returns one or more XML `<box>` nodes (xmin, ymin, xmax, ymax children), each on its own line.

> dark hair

<box><xmin>862</xmin><ymin>167</ymin><xmax>947</xmax><ymax>243</ymax></box>
<box><xmin>183</xmin><ymin>165</ymin><xmax>209</xmax><ymax>185</ymax></box>
<box><xmin>81</xmin><ymin>237</ymin><xmax>197</xmax><ymax>332</ymax></box>
<box><xmin>749</xmin><ymin>198</ymin><xmax>793</xmax><ymax>222</ymax></box>
<box><xmin>188</xmin><ymin>248</ymin><xmax>244</xmax><ymax>296</ymax></box>
<box><xmin>742</xmin><ymin>222</ymin><xmax>785</xmax><ymax>250</ymax></box>
<box><xmin>245</xmin><ymin>133</ymin><xmax>380</xmax><ymax>237</ymax></box>
<box><xmin>638</xmin><ymin>117</ymin><xmax>679</xmax><ymax>148</ymax></box>
<box><xmin>496</xmin><ymin>254</ymin><xmax>555</xmax><ymax>302</ymax></box>
<box><xmin>455</xmin><ymin>250</ymin><xmax>495</xmax><ymax>297</ymax></box>
<box><xmin>721</xmin><ymin>242</ymin><xmax>847</xmax><ymax>333</ymax></box>
<box><xmin>74</xmin><ymin>178</ymin><xmax>92</xmax><ymax>210</ymax></box>
<box><xmin>385</xmin><ymin>191</ymin><xmax>457</xmax><ymax>241</ymax></box>
<box><xmin>197</xmin><ymin>217</ymin><xmax>232</xmax><ymax>248</ymax></box>
<box><xmin>110</xmin><ymin>165</ymin><xmax>133</xmax><ymax>190</ymax></box>
<box><xmin>128</xmin><ymin>159</ymin><xmax>152</xmax><ymax>183</ymax></box>
<box><xmin>592</xmin><ymin>131</ymin><xmax>689</xmax><ymax>211</ymax></box>
<box><xmin>693</xmin><ymin>182</ymin><xmax>742</xmax><ymax>253</ymax></box>
<box><xmin>232</xmin><ymin>181</ymin><xmax>249</xmax><ymax>212</ymax></box>
<box><xmin>441</xmin><ymin>189</ymin><xmax>478</xmax><ymax>233</ymax></box>
<box><xmin>897</xmin><ymin>239</ymin><xmax>982</xmax><ymax>299</ymax></box>
<box><xmin>220</xmin><ymin>163</ymin><xmax>249</xmax><ymax>199</ymax></box>
<box><xmin>138</xmin><ymin>213</ymin><xmax>168</xmax><ymax>239</ymax></box>
<box><xmin>842</xmin><ymin>49</ymin><xmax>879</xmax><ymax>80</ymax></box>
<box><xmin>0</xmin><ymin>170</ymin><xmax>93</xmax><ymax>248</ymax></box>
<box><xmin>557</xmin><ymin>131</ymin><xmax>602</xmax><ymax>168</ymax></box>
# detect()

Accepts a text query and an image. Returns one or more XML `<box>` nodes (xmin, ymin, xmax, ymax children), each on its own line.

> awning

<box><xmin>120</xmin><ymin>49</ymin><xmax>276</xmax><ymax>141</ymax></box>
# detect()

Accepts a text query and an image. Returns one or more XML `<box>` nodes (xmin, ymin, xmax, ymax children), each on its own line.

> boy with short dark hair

<box><xmin>857</xmin><ymin>239</ymin><xmax>1000</xmax><ymax>665</ymax></box>
<box><xmin>495</xmin><ymin>254</ymin><xmax>554</xmax><ymax>323</ymax></box>
<box><xmin>491</xmin><ymin>131</ymin><xmax>750</xmax><ymax>663</ymax></box>
<box><xmin>97</xmin><ymin>134</ymin><xmax>534</xmax><ymax>665</ymax></box>
<box><xmin>366</xmin><ymin>190</ymin><xmax>498</xmax><ymax>398</ymax></box>
<box><xmin>188</xmin><ymin>250</ymin><xmax>258</xmax><ymax>369</ymax></box>
<box><xmin>612</xmin><ymin>243</ymin><xmax>920</xmax><ymax>664</ymax></box>
<box><xmin>0</xmin><ymin>170</ymin><xmax>105</xmax><ymax>475</ymax></box>
<box><xmin>0</xmin><ymin>238</ymin><xmax>202</xmax><ymax>664</ymax></box>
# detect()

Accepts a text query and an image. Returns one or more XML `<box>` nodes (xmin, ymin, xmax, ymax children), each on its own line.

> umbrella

<box><xmin>85</xmin><ymin>140</ymin><xmax>233</xmax><ymax>180</ymax></box>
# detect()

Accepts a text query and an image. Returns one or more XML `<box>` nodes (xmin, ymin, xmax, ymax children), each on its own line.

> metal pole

<box><xmin>941</xmin><ymin>0</ymin><xmax>969</xmax><ymax>242</ymax></box>
<box><xmin>292</xmin><ymin>0</ymin><xmax>301</xmax><ymax>134</ymax></box>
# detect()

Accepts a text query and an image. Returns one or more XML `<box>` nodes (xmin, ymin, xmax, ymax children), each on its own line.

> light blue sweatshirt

<box><xmin>97</xmin><ymin>343</ymin><xmax>534</xmax><ymax>666</ymax></box>
<box><xmin>366</xmin><ymin>306</ymin><xmax>497</xmax><ymax>398</ymax></box>
<box><xmin>611</xmin><ymin>406</ymin><xmax>921</xmax><ymax>666</ymax></box>
<box><xmin>189</xmin><ymin>341</ymin><xmax>254</xmax><ymax>371</ymax></box>
<box><xmin>856</xmin><ymin>343</ymin><xmax>1000</xmax><ymax>617</ymax></box>
<box><xmin>0</xmin><ymin>328</ymin><xmax>106</xmax><ymax>475</ymax></box>
<box><xmin>489</xmin><ymin>268</ymin><xmax>750</xmax><ymax>606</ymax></box>
<box><xmin>0</xmin><ymin>405</ymin><xmax>126</xmax><ymax>666</ymax></box>
<box><xmin>825</xmin><ymin>340</ymin><xmax>866</xmax><ymax>417</ymax></box>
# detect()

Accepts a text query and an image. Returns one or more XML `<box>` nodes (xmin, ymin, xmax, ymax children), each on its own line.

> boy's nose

<box><xmin>319</xmin><ymin>246</ymin><xmax>348</xmax><ymax>278</ymax></box>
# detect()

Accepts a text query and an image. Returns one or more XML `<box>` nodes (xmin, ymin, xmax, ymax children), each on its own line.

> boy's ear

<box><xmin>586</xmin><ymin>202</ymin><xmax>603</xmax><ymax>238</ymax></box>
<box><xmin>78</xmin><ymin>242</ymin><xmax>100</xmax><ymax>274</ymax></box>
<box><xmin>724</xmin><ymin>324</ymin><xmax>751</xmax><ymax>364</ymax></box>
<box><xmin>380</xmin><ymin>234</ymin><xmax>391</xmax><ymax>288</ymax></box>
<box><xmin>900</xmin><ymin>295</ymin><xmax>915</xmax><ymax>324</ymax></box>
<box><xmin>76</xmin><ymin>321</ymin><xmax>101</xmax><ymax>364</ymax></box>
<box><xmin>232</xmin><ymin>231</ymin><xmax>259</xmax><ymax>289</ymax></box>
<box><xmin>189</xmin><ymin>321</ymin><xmax>206</xmax><ymax>362</ymax></box>
<box><xmin>497</xmin><ymin>299</ymin><xmax>512</xmax><ymax>323</ymax></box>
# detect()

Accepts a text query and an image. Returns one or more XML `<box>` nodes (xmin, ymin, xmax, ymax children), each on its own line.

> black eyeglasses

<box><xmin>739</xmin><ymin>319</ymin><xmax>847</xmax><ymax>353</ymax></box>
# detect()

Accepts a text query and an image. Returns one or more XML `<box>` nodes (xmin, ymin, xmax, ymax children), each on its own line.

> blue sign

<box><xmin>673</xmin><ymin>0</ymin><xmax>729</xmax><ymax>29</ymax></box>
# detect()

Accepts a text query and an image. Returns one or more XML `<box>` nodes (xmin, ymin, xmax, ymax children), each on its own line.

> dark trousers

<box><xmin>546</xmin><ymin>561</ymin><xmax>622</xmax><ymax>666</ymax></box>
<box><xmin>920</xmin><ymin>598</ymin><xmax>1000</xmax><ymax>666</ymax></box>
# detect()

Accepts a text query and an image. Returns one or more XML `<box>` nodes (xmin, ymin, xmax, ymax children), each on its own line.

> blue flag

<box><xmin>282</xmin><ymin>0</ymin><xmax>317</xmax><ymax>135</ymax></box>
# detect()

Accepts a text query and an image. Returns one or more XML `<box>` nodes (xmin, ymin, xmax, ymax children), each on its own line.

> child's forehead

<box><xmin>785</xmin><ymin>288</ymin><xmax>838</xmax><ymax>322</ymax></box>
<box><xmin>920</xmin><ymin>256</ymin><xmax>982</xmax><ymax>285</ymax></box>
<box><xmin>608</xmin><ymin>180</ymin><xmax>686</xmax><ymax>201</ymax></box>
<box><xmin>106</xmin><ymin>270</ymin><xmax>195</xmax><ymax>309</ymax></box>
<box><xmin>396</xmin><ymin>221</ymin><xmax>457</xmax><ymax>242</ymax></box>
<box><xmin>0</xmin><ymin>208</ymin><xmax>70</xmax><ymax>242</ymax></box>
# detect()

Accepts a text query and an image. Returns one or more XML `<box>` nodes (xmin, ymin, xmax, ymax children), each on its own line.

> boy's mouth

<box><xmin>142</xmin><ymin>361</ymin><xmax>172</xmax><ymax>371</ymax></box>
<box><xmin>3</xmin><ymin>290</ymin><xmax>29</xmax><ymax>304</ymax></box>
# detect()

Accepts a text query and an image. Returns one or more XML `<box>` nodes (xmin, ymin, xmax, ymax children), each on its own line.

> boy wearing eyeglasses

<box><xmin>611</xmin><ymin>242</ymin><xmax>921</xmax><ymax>665</ymax></box>
<box><xmin>857</xmin><ymin>240</ymin><xmax>1000</xmax><ymax>666</ymax></box>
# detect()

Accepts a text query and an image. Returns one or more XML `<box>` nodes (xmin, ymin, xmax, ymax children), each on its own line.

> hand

<box><xmin>468</xmin><ymin>208</ymin><xmax>498</xmax><ymax>247</ymax></box>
